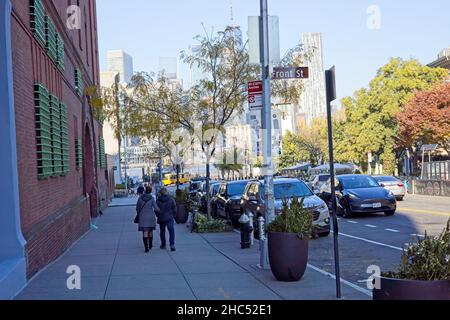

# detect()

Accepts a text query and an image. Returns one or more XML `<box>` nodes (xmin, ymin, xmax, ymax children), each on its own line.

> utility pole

<box><xmin>325</xmin><ymin>66</ymin><xmax>342</xmax><ymax>299</ymax></box>
<box><xmin>259</xmin><ymin>0</ymin><xmax>275</xmax><ymax>269</ymax></box>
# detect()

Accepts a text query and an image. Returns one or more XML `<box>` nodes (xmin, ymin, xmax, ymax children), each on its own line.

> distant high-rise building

<box><xmin>107</xmin><ymin>50</ymin><xmax>133</xmax><ymax>84</ymax></box>
<box><xmin>188</xmin><ymin>45</ymin><xmax>206</xmax><ymax>88</ymax></box>
<box><xmin>298</xmin><ymin>33</ymin><xmax>327</xmax><ymax>125</ymax></box>
<box><xmin>159</xmin><ymin>57</ymin><xmax>178</xmax><ymax>80</ymax></box>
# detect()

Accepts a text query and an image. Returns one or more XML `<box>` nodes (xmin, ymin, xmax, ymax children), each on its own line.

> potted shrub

<box><xmin>373</xmin><ymin>219</ymin><xmax>450</xmax><ymax>300</ymax></box>
<box><xmin>175</xmin><ymin>189</ymin><xmax>191</xmax><ymax>224</ymax></box>
<box><xmin>266</xmin><ymin>197</ymin><xmax>314</xmax><ymax>282</ymax></box>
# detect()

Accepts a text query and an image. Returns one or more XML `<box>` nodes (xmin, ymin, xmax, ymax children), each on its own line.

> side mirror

<box><xmin>380</xmin><ymin>183</ymin><xmax>385</xmax><ymax>187</ymax></box>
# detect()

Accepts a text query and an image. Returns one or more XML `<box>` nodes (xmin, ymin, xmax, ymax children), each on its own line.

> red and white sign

<box><xmin>248</xmin><ymin>81</ymin><xmax>263</xmax><ymax>110</ymax></box>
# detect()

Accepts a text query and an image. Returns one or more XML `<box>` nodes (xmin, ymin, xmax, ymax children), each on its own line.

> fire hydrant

<box><xmin>239</xmin><ymin>213</ymin><xmax>253</xmax><ymax>249</ymax></box>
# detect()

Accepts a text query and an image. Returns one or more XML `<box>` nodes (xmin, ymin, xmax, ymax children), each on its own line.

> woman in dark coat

<box><xmin>136</xmin><ymin>186</ymin><xmax>160</xmax><ymax>253</ymax></box>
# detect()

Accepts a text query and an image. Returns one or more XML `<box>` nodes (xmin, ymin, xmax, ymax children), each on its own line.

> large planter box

<box><xmin>114</xmin><ymin>190</ymin><xmax>128</xmax><ymax>198</ymax></box>
<box><xmin>268</xmin><ymin>232</ymin><xmax>309</xmax><ymax>282</ymax></box>
<box><xmin>373</xmin><ymin>277</ymin><xmax>450</xmax><ymax>300</ymax></box>
<box><xmin>175</xmin><ymin>204</ymin><xmax>189</xmax><ymax>224</ymax></box>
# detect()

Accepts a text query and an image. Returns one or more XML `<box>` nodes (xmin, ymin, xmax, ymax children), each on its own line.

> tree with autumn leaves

<box><xmin>397</xmin><ymin>82</ymin><xmax>450</xmax><ymax>155</ymax></box>
<box><xmin>336</xmin><ymin>58</ymin><xmax>447</xmax><ymax>175</ymax></box>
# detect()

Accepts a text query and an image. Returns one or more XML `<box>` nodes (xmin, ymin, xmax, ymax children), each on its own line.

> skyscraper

<box><xmin>158</xmin><ymin>56</ymin><xmax>178</xmax><ymax>80</ymax></box>
<box><xmin>298</xmin><ymin>33</ymin><xmax>327</xmax><ymax>125</ymax></box>
<box><xmin>107</xmin><ymin>50</ymin><xmax>133</xmax><ymax>84</ymax></box>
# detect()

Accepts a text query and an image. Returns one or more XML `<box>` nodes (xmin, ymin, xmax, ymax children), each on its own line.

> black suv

<box><xmin>197</xmin><ymin>180</ymin><xmax>221</xmax><ymax>212</ymax></box>
<box><xmin>214</xmin><ymin>180</ymin><xmax>255</xmax><ymax>227</ymax></box>
<box><xmin>241</xmin><ymin>178</ymin><xmax>331</xmax><ymax>237</ymax></box>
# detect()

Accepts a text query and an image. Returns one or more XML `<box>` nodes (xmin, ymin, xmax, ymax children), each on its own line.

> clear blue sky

<box><xmin>97</xmin><ymin>0</ymin><xmax>449</xmax><ymax>100</ymax></box>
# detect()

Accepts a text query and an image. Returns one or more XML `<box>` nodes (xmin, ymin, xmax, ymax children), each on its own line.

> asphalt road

<box><xmin>308</xmin><ymin>194</ymin><xmax>450</xmax><ymax>292</ymax></box>
<box><xmin>166</xmin><ymin>183</ymin><xmax>450</xmax><ymax>294</ymax></box>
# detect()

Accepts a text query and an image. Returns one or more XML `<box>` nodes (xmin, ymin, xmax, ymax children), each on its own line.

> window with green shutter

<box><xmin>75</xmin><ymin>139</ymin><xmax>83</xmax><ymax>170</ymax></box>
<box><xmin>60</xmin><ymin>103</ymin><xmax>69</xmax><ymax>175</ymax></box>
<box><xmin>56</xmin><ymin>33</ymin><xmax>65</xmax><ymax>71</ymax></box>
<box><xmin>35</xmin><ymin>84</ymin><xmax>53</xmax><ymax>179</ymax></box>
<box><xmin>97</xmin><ymin>137</ymin><xmax>107</xmax><ymax>169</ymax></box>
<box><xmin>49</xmin><ymin>94</ymin><xmax>62</xmax><ymax>176</ymax></box>
<box><xmin>30</xmin><ymin>0</ymin><xmax>46</xmax><ymax>46</ymax></box>
<box><xmin>45</xmin><ymin>15</ymin><xmax>57</xmax><ymax>63</ymax></box>
<box><xmin>75</xmin><ymin>69</ymin><xmax>84</xmax><ymax>96</ymax></box>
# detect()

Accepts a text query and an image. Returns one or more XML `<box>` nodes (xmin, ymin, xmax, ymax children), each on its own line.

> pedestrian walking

<box><xmin>136</xmin><ymin>186</ymin><xmax>160</xmax><ymax>253</ymax></box>
<box><xmin>156</xmin><ymin>188</ymin><xmax>177</xmax><ymax>252</ymax></box>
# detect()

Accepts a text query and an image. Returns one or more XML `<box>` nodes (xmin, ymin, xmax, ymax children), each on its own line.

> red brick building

<box><xmin>0</xmin><ymin>0</ymin><xmax>110</xmax><ymax>298</ymax></box>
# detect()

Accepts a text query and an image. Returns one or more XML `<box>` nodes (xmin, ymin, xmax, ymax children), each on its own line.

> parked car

<box><xmin>372</xmin><ymin>176</ymin><xmax>406</xmax><ymax>201</ymax></box>
<box><xmin>188</xmin><ymin>180</ymin><xmax>203</xmax><ymax>199</ymax></box>
<box><xmin>319</xmin><ymin>174</ymin><xmax>397</xmax><ymax>218</ymax></box>
<box><xmin>308</xmin><ymin>174</ymin><xmax>331</xmax><ymax>195</ymax></box>
<box><xmin>241</xmin><ymin>178</ymin><xmax>331</xmax><ymax>237</ymax></box>
<box><xmin>197</xmin><ymin>180</ymin><xmax>221</xmax><ymax>212</ymax></box>
<box><xmin>214</xmin><ymin>180</ymin><xmax>255</xmax><ymax>227</ymax></box>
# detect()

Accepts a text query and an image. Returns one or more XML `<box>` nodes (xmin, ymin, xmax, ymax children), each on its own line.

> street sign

<box><xmin>248</xmin><ymin>81</ymin><xmax>263</xmax><ymax>110</ymax></box>
<box><xmin>271</xmin><ymin>67</ymin><xmax>309</xmax><ymax>80</ymax></box>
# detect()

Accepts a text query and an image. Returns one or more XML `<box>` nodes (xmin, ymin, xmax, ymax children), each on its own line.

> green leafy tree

<box><xmin>338</xmin><ymin>58</ymin><xmax>447</xmax><ymax>174</ymax></box>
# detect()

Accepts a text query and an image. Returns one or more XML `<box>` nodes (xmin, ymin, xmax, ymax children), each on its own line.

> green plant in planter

<box><xmin>193</xmin><ymin>213</ymin><xmax>233</xmax><ymax>233</ymax></box>
<box><xmin>383</xmin><ymin>219</ymin><xmax>450</xmax><ymax>281</ymax></box>
<box><xmin>266</xmin><ymin>197</ymin><xmax>314</xmax><ymax>238</ymax></box>
<box><xmin>175</xmin><ymin>189</ymin><xmax>195</xmax><ymax>213</ymax></box>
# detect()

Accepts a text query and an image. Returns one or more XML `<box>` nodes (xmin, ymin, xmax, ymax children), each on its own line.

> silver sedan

<box><xmin>372</xmin><ymin>176</ymin><xmax>406</xmax><ymax>201</ymax></box>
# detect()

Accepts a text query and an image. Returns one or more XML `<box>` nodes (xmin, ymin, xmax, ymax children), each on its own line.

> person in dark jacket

<box><xmin>156</xmin><ymin>188</ymin><xmax>177</xmax><ymax>251</ymax></box>
<box><xmin>136</xmin><ymin>186</ymin><xmax>160</xmax><ymax>253</ymax></box>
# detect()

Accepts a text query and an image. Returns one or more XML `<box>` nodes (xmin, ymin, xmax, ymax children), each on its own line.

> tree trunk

<box><xmin>206</xmin><ymin>160</ymin><xmax>211</xmax><ymax>219</ymax></box>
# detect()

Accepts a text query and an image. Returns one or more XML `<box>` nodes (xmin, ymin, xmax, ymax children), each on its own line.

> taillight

<box><xmin>398</xmin><ymin>184</ymin><xmax>404</xmax><ymax>187</ymax></box>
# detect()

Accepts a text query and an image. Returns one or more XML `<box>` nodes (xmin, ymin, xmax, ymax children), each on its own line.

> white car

<box><xmin>372</xmin><ymin>176</ymin><xmax>406</xmax><ymax>201</ymax></box>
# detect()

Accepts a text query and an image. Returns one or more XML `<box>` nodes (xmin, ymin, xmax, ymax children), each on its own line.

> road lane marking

<box><xmin>411</xmin><ymin>234</ymin><xmax>425</xmax><ymax>238</ymax></box>
<box><xmin>365</xmin><ymin>224</ymin><xmax>377</xmax><ymax>228</ymax></box>
<box><xmin>398</xmin><ymin>208</ymin><xmax>450</xmax><ymax>217</ymax></box>
<box><xmin>333</xmin><ymin>231</ymin><xmax>403</xmax><ymax>251</ymax></box>
<box><xmin>385</xmin><ymin>228</ymin><xmax>400</xmax><ymax>233</ymax></box>
<box><xmin>347</xmin><ymin>221</ymin><xmax>358</xmax><ymax>224</ymax></box>
<box><xmin>307</xmin><ymin>264</ymin><xmax>372</xmax><ymax>297</ymax></box>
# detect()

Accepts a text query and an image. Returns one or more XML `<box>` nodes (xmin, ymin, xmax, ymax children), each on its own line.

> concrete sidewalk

<box><xmin>15</xmin><ymin>204</ymin><xmax>370</xmax><ymax>300</ymax></box>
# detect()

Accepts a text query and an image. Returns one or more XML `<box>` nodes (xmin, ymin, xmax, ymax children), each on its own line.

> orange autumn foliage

<box><xmin>397</xmin><ymin>82</ymin><xmax>450</xmax><ymax>151</ymax></box>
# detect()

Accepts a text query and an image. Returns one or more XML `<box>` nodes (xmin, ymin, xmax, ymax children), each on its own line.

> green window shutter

<box><xmin>98</xmin><ymin>137</ymin><xmax>106</xmax><ymax>169</ymax></box>
<box><xmin>49</xmin><ymin>94</ymin><xmax>62</xmax><ymax>176</ymax></box>
<box><xmin>30</xmin><ymin>0</ymin><xmax>46</xmax><ymax>46</ymax></box>
<box><xmin>60</xmin><ymin>103</ymin><xmax>69</xmax><ymax>175</ymax></box>
<box><xmin>75</xmin><ymin>69</ymin><xmax>84</xmax><ymax>96</ymax></box>
<box><xmin>75</xmin><ymin>139</ymin><xmax>83</xmax><ymax>170</ymax></box>
<box><xmin>35</xmin><ymin>84</ymin><xmax>52</xmax><ymax>179</ymax></box>
<box><xmin>45</xmin><ymin>15</ymin><xmax>57</xmax><ymax>63</ymax></box>
<box><xmin>56</xmin><ymin>33</ymin><xmax>65</xmax><ymax>71</ymax></box>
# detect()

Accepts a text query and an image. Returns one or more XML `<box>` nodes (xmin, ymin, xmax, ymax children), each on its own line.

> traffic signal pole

<box><xmin>259</xmin><ymin>0</ymin><xmax>275</xmax><ymax>269</ymax></box>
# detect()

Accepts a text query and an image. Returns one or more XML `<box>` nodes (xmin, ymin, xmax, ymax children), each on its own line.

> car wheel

<box><xmin>396</xmin><ymin>197</ymin><xmax>404</xmax><ymax>201</ymax></box>
<box><xmin>385</xmin><ymin>210</ymin><xmax>396</xmax><ymax>216</ymax></box>
<box><xmin>318</xmin><ymin>231</ymin><xmax>330</xmax><ymax>237</ymax></box>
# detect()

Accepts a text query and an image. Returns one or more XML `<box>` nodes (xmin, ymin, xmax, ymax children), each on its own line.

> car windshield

<box><xmin>319</xmin><ymin>175</ymin><xmax>330</xmax><ymax>182</ymax></box>
<box><xmin>190</xmin><ymin>182</ymin><xmax>201</xmax><ymax>190</ymax></box>
<box><xmin>340</xmin><ymin>176</ymin><xmax>379</xmax><ymax>189</ymax></box>
<box><xmin>373</xmin><ymin>176</ymin><xmax>398</xmax><ymax>182</ymax></box>
<box><xmin>273</xmin><ymin>182</ymin><xmax>313</xmax><ymax>199</ymax></box>
<box><xmin>227</xmin><ymin>183</ymin><xmax>248</xmax><ymax>196</ymax></box>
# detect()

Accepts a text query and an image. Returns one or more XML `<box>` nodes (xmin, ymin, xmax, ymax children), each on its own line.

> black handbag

<box><xmin>134</xmin><ymin>198</ymin><xmax>151</xmax><ymax>224</ymax></box>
